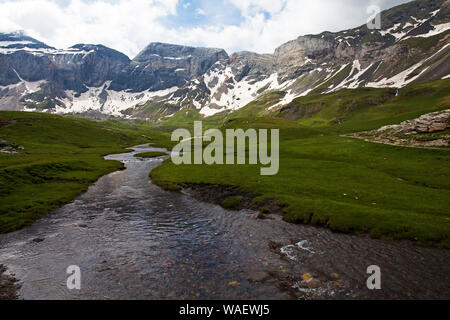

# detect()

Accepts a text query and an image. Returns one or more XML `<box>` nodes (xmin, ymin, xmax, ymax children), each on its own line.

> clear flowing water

<box><xmin>0</xmin><ymin>145</ymin><xmax>449</xmax><ymax>300</ymax></box>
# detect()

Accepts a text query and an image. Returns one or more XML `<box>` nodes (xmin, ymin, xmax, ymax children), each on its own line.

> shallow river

<box><xmin>0</xmin><ymin>145</ymin><xmax>449</xmax><ymax>300</ymax></box>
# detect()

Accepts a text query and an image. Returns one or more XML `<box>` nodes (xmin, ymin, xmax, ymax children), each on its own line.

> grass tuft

<box><xmin>135</xmin><ymin>151</ymin><xmax>167</xmax><ymax>158</ymax></box>
<box><xmin>221</xmin><ymin>196</ymin><xmax>244</xmax><ymax>210</ymax></box>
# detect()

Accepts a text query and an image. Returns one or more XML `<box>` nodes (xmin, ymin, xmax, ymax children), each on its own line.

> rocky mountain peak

<box><xmin>0</xmin><ymin>32</ymin><xmax>53</xmax><ymax>51</ymax></box>
<box><xmin>108</xmin><ymin>42</ymin><xmax>231</xmax><ymax>93</ymax></box>
<box><xmin>135</xmin><ymin>42</ymin><xmax>228</xmax><ymax>61</ymax></box>
<box><xmin>0</xmin><ymin>0</ymin><xmax>449</xmax><ymax>118</ymax></box>
<box><xmin>132</xmin><ymin>42</ymin><xmax>229</xmax><ymax>79</ymax></box>
<box><xmin>228</xmin><ymin>51</ymin><xmax>274</xmax><ymax>82</ymax></box>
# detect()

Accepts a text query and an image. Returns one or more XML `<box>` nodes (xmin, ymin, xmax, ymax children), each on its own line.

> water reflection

<box><xmin>0</xmin><ymin>145</ymin><xmax>448</xmax><ymax>300</ymax></box>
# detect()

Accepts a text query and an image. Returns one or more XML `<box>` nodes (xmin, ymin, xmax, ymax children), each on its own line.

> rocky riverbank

<box><xmin>0</xmin><ymin>265</ymin><xmax>20</xmax><ymax>300</ymax></box>
<box><xmin>182</xmin><ymin>183</ymin><xmax>286</xmax><ymax>216</ymax></box>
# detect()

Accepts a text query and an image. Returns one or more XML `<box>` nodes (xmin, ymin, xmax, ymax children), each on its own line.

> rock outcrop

<box><xmin>378</xmin><ymin>109</ymin><xmax>450</xmax><ymax>134</ymax></box>
<box><xmin>350</xmin><ymin>109</ymin><xmax>450</xmax><ymax>147</ymax></box>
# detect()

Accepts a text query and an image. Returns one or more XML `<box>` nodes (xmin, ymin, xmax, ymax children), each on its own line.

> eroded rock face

<box><xmin>112</xmin><ymin>43</ymin><xmax>229</xmax><ymax>92</ymax></box>
<box><xmin>0</xmin><ymin>35</ymin><xmax>229</xmax><ymax>96</ymax></box>
<box><xmin>229</xmin><ymin>51</ymin><xmax>274</xmax><ymax>82</ymax></box>
<box><xmin>133</xmin><ymin>42</ymin><xmax>228</xmax><ymax>75</ymax></box>
<box><xmin>274</xmin><ymin>36</ymin><xmax>335</xmax><ymax>75</ymax></box>
<box><xmin>378</xmin><ymin>109</ymin><xmax>450</xmax><ymax>135</ymax></box>
<box><xmin>0</xmin><ymin>35</ymin><xmax>131</xmax><ymax>91</ymax></box>
<box><xmin>351</xmin><ymin>109</ymin><xmax>450</xmax><ymax>148</ymax></box>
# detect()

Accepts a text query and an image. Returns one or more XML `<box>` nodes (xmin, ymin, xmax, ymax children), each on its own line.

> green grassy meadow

<box><xmin>151</xmin><ymin>79</ymin><xmax>450</xmax><ymax>247</ymax></box>
<box><xmin>0</xmin><ymin>112</ymin><xmax>147</xmax><ymax>233</ymax></box>
<box><xmin>1</xmin><ymin>79</ymin><xmax>449</xmax><ymax>247</ymax></box>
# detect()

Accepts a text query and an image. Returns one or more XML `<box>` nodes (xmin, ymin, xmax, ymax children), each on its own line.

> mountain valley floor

<box><xmin>1</xmin><ymin>79</ymin><xmax>449</xmax><ymax>247</ymax></box>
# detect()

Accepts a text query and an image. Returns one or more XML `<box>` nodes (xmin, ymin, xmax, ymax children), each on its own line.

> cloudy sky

<box><xmin>0</xmin><ymin>0</ymin><xmax>412</xmax><ymax>58</ymax></box>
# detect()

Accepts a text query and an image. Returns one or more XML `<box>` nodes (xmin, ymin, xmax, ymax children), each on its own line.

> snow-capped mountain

<box><xmin>1</xmin><ymin>0</ymin><xmax>449</xmax><ymax>119</ymax></box>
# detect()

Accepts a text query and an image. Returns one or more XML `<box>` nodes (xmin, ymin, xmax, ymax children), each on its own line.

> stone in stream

<box><xmin>248</xmin><ymin>272</ymin><xmax>270</xmax><ymax>283</ymax></box>
<box><xmin>330</xmin><ymin>273</ymin><xmax>340</xmax><ymax>280</ymax></box>
<box><xmin>306</xmin><ymin>278</ymin><xmax>322</xmax><ymax>289</ymax></box>
<box><xmin>302</xmin><ymin>273</ymin><xmax>313</xmax><ymax>282</ymax></box>
<box><xmin>228</xmin><ymin>281</ymin><xmax>240</xmax><ymax>287</ymax></box>
<box><xmin>0</xmin><ymin>265</ymin><xmax>20</xmax><ymax>300</ymax></box>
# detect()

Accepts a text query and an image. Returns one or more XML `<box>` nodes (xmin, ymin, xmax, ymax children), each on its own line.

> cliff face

<box><xmin>110</xmin><ymin>43</ymin><xmax>229</xmax><ymax>92</ymax></box>
<box><xmin>0</xmin><ymin>0</ymin><xmax>449</xmax><ymax>118</ymax></box>
<box><xmin>0</xmin><ymin>34</ymin><xmax>230</xmax><ymax>114</ymax></box>
<box><xmin>161</xmin><ymin>0</ymin><xmax>448</xmax><ymax>117</ymax></box>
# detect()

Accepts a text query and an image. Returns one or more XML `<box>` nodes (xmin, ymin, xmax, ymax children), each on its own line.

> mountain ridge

<box><xmin>0</xmin><ymin>0</ymin><xmax>449</xmax><ymax>118</ymax></box>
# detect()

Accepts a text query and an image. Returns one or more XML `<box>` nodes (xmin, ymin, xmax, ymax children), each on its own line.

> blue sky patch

<box><xmin>160</xmin><ymin>0</ymin><xmax>246</xmax><ymax>29</ymax></box>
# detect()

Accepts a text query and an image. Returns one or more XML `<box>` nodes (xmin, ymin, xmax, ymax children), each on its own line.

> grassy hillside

<box><xmin>0</xmin><ymin>112</ymin><xmax>147</xmax><ymax>233</ymax></box>
<box><xmin>279</xmin><ymin>79</ymin><xmax>450</xmax><ymax>132</ymax></box>
<box><xmin>2</xmin><ymin>79</ymin><xmax>448</xmax><ymax>245</ymax></box>
<box><xmin>151</xmin><ymin>79</ymin><xmax>450</xmax><ymax>247</ymax></box>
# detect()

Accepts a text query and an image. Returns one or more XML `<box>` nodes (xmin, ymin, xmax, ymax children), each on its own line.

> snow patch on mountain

<box><xmin>196</xmin><ymin>67</ymin><xmax>297</xmax><ymax>116</ymax></box>
<box><xmin>0</xmin><ymin>40</ymin><xmax>35</xmax><ymax>47</ymax></box>
<box><xmin>0</xmin><ymin>46</ymin><xmax>95</xmax><ymax>57</ymax></box>
<box><xmin>368</xmin><ymin>63</ymin><xmax>428</xmax><ymax>88</ymax></box>
<box><xmin>56</xmin><ymin>85</ymin><xmax>178</xmax><ymax>116</ymax></box>
<box><xmin>405</xmin><ymin>22</ymin><xmax>450</xmax><ymax>39</ymax></box>
<box><xmin>368</xmin><ymin>43</ymin><xmax>449</xmax><ymax>88</ymax></box>
<box><xmin>379</xmin><ymin>23</ymin><xmax>407</xmax><ymax>40</ymax></box>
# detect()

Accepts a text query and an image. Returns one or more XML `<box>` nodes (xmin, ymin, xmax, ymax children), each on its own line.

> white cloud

<box><xmin>196</xmin><ymin>8</ymin><xmax>206</xmax><ymax>15</ymax></box>
<box><xmin>0</xmin><ymin>0</ymin><xmax>179</xmax><ymax>57</ymax></box>
<box><xmin>0</xmin><ymin>0</ymin><xmax>412</xmax><ymax>58</ymax></box>
<box><xmin>228</xmin><ymin>0</ymin><xmax>287</xmax><ymax>16</ymax></box>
